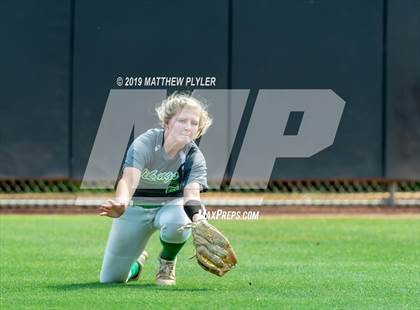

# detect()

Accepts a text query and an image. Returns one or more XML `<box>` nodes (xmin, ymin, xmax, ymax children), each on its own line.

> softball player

<box><xmin>98</xmin><ymin>93</ymin><xmax>212</xmax><ymax>286</ymax></box>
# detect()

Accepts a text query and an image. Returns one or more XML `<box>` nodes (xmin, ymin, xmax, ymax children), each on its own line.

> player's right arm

<box><xmin>100</xmin><ymin>129</ymin><xmax>153</xmax><ymax>218</ymax></box>
<box><xmin>99</xmin><ymin>167</ymin><xmax>141</xmax><ymax>218</ymax></box>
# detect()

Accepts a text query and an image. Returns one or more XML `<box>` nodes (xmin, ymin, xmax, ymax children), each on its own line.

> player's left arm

<box><xmin>181</xmin><ymin>182</ymin><xmax>238</xmax><ymax>276</ymax></box>
<box><xmin>183</xmin><ymin>182</ymin><xmax>206</xmax><ymax>222</ymax></box>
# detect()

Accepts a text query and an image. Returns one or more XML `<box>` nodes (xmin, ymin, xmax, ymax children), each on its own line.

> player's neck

<box><xmin>163</xmin><ymin>133</ymin><xmax>184</xmax><ymax>158</ymax></box>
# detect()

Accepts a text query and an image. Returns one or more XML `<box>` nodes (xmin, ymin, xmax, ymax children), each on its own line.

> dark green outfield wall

<box><xmin>0</xmin><ymin>0</ymin><xmax>419</xmax><ymax>181</ymax></box>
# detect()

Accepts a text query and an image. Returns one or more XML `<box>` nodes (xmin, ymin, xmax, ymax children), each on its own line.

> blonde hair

<box><xmin>155</xmin><ymin>93</ymin><xmax>213</xmax><ymax>138</ymax></box>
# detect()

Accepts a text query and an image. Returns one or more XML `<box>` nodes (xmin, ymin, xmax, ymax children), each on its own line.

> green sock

<box><xmin>160</xmin><ymin>238</ymin><xmax>186</xmax><ymax>261</ymax></box>
<box><xmin>128</xmin><ymin>261</ymin><xmax>140</xmax><ymax>280</ymax></box>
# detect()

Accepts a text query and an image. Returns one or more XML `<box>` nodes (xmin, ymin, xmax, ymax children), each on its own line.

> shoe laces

<box><xmin>158</xmin><ymin>259</ymin><xmax>175</xmax><ymax>279</ymax></box>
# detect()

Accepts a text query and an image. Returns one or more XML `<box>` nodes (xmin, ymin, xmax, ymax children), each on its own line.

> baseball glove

<box><xmin>179</xmin><ymin>220</ymin><xmax>237</xmax><ymax>276</ymax></box>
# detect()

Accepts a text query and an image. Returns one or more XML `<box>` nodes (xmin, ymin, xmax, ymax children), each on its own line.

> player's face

<box><xmin>166</xmin><ymin>107</ymin><xmax>200</xmax><ymax>145</ymax></box>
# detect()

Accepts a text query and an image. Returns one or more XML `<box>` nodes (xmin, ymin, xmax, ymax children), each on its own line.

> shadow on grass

<box><xmin>50</xmin><ymin>282</ymin><xmax>212</xmax><ymax>292</ymax></box>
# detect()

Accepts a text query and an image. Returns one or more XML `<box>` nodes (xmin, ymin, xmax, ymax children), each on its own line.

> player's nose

<box><xmin>184</xmin><ymin>121</ymin><xmax>192</xmax><ymax>131</ymax></box>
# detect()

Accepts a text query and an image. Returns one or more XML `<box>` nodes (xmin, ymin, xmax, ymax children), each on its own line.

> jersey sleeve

<box><xmin>124</xmin><ymin>132</ymin><xmax>153</xmax><ymax>171</ymax></box>
<box><xmin>184</xmin><ymin>149</ymin><xmax>208</xmax><ymax>192</ymax></box>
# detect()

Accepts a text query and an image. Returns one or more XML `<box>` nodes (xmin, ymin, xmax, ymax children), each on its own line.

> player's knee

<box><xmin>99</xmin><ymin>276</ymin><xmax>125</xmax><ymax>284</ymax></box>
<box><xmin>99</xmin><ymin>276</ymin><xmax>111</xmax><ymax>284</ymax></box>
<box><xmin>99</xmin><ymin>270</ymin><xmax>126</xmax><ymax>284</ymax></box>
<box><xmin>160</xmin><ymin>223</ymin><xmax>191</xmax><ymax>244</ymax></box>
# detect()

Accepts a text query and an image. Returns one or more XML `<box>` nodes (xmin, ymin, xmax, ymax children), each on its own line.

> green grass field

<box><xmin>1</xmin><ymin>215</ymin><xmax>419</xmax><ymax>309</ymax></box>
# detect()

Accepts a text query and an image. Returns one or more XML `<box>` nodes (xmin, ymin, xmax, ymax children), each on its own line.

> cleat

<box><xmin>156</xmin><ymin>255</ymin><xmax>177</xmax><ymax>286</ymax></box>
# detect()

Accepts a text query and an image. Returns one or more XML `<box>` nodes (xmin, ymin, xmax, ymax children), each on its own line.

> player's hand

<box><xmin>99</xmin><ymin>199</ymin><xmax>126</xmax><ymax>218</ymax></box>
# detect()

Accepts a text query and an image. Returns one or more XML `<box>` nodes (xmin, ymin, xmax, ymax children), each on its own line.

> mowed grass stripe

<box><xmin>0</xmin><ymin>216</ymin><xmax>419</xmax><ymax>309</ymax></box>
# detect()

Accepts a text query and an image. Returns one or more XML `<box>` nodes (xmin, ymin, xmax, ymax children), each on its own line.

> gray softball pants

<box><xmin>99</xmin><ymin>198</ymin><xmax>191</xmax><ymax>283</ymax></box>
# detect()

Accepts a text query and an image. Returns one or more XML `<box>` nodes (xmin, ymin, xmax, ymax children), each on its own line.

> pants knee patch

<box><xmin>160</xmin><ymin>223</ymin><xmax>191</xmax><ymax>244</ymax></box>
<box><xmin>99</xmin><ymin>272</ymin><xmax>127</xmax><ymax>284</ymax></box>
